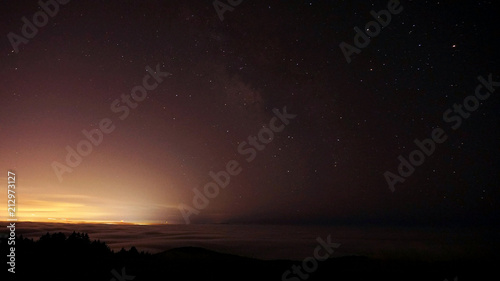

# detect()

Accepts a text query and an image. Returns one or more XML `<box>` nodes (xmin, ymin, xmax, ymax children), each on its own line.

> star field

<box><xmin>0</xmin><ymin>0</ymin><xmax>498</xmax><ymax>225</ymax></box>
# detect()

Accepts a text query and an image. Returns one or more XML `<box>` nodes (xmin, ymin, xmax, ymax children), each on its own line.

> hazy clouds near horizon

<box><xmin>9</xmin><ymin>222</ymin><xmax>498</xmax><ymax>261</ymax></box>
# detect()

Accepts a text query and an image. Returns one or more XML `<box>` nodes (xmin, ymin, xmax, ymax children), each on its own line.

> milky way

<box><xmin>0</xmin><ymin>1</ymin><xmax>498</xmax><ymax>225</ymax></box>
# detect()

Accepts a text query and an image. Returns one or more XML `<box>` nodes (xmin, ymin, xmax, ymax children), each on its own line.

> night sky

<box><xmin>0</xmin><ymin>0</ymin><xmax>498</xmax><ymax>226</ymax></box>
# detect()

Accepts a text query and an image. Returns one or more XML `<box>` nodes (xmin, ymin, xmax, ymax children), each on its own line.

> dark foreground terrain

<box><xmin>1</xmin><ymin>232</ymin><xmax>496</xmax><ymax>281</ymax></box>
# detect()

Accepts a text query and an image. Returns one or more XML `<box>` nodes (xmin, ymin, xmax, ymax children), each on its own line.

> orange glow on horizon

<box><xmin>0</xmin><ymin>188</ymin><xmax>178</xmax><ymax>225</ymax></box>
<box><xmin>1</xmin><ymin>218</ymin><xmax>167</xmax><ymax>225</ymax></box>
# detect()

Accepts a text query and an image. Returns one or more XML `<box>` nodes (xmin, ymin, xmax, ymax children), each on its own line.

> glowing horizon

<box><xmin>0</xmin><ymin>180</ymin><xmax>181</xmax><ymax>224</ymax></box>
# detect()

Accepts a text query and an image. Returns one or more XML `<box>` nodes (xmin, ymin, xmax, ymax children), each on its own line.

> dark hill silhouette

<box><xmin>1</xmin><ymin>232</ymin><xmax>497</xmax><ymax>281</ymax></box>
